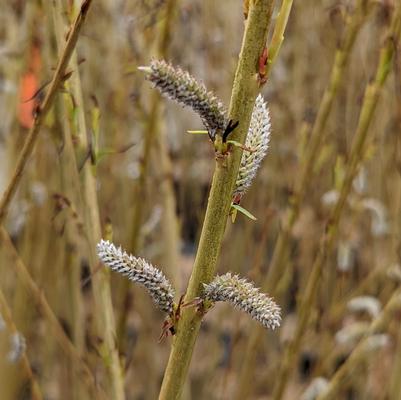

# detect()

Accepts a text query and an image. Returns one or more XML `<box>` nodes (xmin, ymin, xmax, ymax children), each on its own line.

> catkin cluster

<box><xmin>141</xmin><ymin>59</ymin><xmax>272</xmax><ymax>203</ymax></box>
<box><xmin>7</xmin><ymin>332</ymin><xmax>26</xmax><ymax>363</ymax></box>
<box><xmin>203</xmin><ymin>273</ymin><xmax>281</xmax><ymax>330</ymax></box>
<box><xmin>140</xmin><ymin>59</ymin><xmax>227</xmax><ymax>138</ymax></box>
<box><xmin>97</xmin><ymin>240</ymin><xmax>175</xmax><ymax>315</ymax></box>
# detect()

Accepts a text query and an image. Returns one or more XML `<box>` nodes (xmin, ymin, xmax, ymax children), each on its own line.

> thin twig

<box><xmin>266</xmin><ymin>0</ymin><xmax>294</xmax><ymax>77</ymax></box>
<box><xmin>0</xmin><ymin>287</ymin><xmax>43</xmax><ymax>400</ymax></box>
<box><xmin>235</xmin><ymin>3</ymin><xmax>371</xmax><ymax>396</ymax></box>
<box><xmin>271</xmin><ymin>4</ymin><xmax>401</xmax><ymax>398</ymax></box>
<box><xmin>0</xmin><ymin>227</ymin><xmax>106</xmax><ymax>400</ymax></box>
<box><xmin>0</xmin><ymin>0</ymin><xmax>93</xmax><ymax>224</ymax></box>
<box><xmin>317</xmin><ymin>288</ymin><xmax>401</xmax><ymax>400</ymax></box>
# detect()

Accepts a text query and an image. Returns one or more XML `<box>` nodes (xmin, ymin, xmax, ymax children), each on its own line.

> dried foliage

<box><xmin>0</xmin><ymin>0</ymin><xmax>400</xmax><ymax>399</ymax></box>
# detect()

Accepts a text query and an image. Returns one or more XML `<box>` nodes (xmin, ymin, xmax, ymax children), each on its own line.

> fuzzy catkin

<box><xmin>0</xmin><ymin>314</ymin><xmax>5</xmax><ymax>331</ymax></box>
<box><xmin>97</xmin><ymin>240</ymin><xmax>175</xmax><ymax>315</ymax></box>
<box><xmin>233</xmin><ymin>94</ymin><xmax>271</xmax><ymax>201</ymax></box>
<box><xmin>203</xmin><ymin>273</ymin><xmax>281</xmax><ymax>330</ymax></box>
<box><xmin>347</xmin><ymin>296</ymin><xmax>381</xmax><ymax>318</ymax></box>
<box><xmin>301</xmin><ymin>377</ymin><xmax>329</xmax><ymax>400</ymax></box>
<box><xmin>7</xmin><ymin>332</ymin><xmax>26</xmax><ymax>363</ymax></box>
<box><xmin>141</xmin><ymin>59</ymin><xmax>227</xmax><ymax>138</ymax></box>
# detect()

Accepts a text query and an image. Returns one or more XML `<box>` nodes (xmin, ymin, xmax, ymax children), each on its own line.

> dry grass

<box><xmin>0</xmin><ymin>1</ymin><xmax>400</xmax><ymax>399</ymax></box>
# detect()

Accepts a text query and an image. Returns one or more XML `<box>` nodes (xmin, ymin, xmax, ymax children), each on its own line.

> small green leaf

<box><xmin>96</xmin><ymin>148</ymin><xmax>117</xmax><ymax>162</ymax></box>
<box><xmin>231</xmin><ymin>204</ymin><xmax>257</xmax><ymax>221</ymax></box>
<box><xmin>227</xmin><ymin>139</ymin><xmax>243</xmax><ymax>147</ymax></box>
<box><xmin>187</xmin><ymin>130</ymin><xmax>208</xmax><ymax>134</ymax></box>
<box><xmin>230</xmin><ymin>207</ymin><xmax>238</xmax><ymax>223</ymax></box>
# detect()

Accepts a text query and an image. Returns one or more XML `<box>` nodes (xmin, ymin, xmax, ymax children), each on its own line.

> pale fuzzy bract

<box><xmin>140</xmin><ymin>59</ymin><xmax>227</xmax><ymax>138</ymax></box>
<box><xmin>301</xmin><ymin>377</ymin><xmax>329</xmax><ymax>400</ymax></box>
<box><xmin>0</xmin><ymin>314</ymin><xmax>5</xmax><ymax>331</ymax></box>
<box><xmin>321</xmin><ymin>189</ymin><xmax>340</xmax><ymax>207</ymax></box>
<box><xmin>233</xmin><ymin>94</ymin><xmax>271</xmax><ymax>201</ymax></box>
<box><xmin>337</xmin><ymin>240</ymin><xmax>355</xmax><ymax>272</ymax></box>
<box><xmin>202</xmin><ymin>272</ymin><xmax>281</xmax><ymax>330</ymax></box>
<box><xmin>97</xmin><ymin>240</ymin><xmax>175</xmax><ymax>315</ymax></box>
<box><xmin>335</xmin><ymin>322</ymin><xmax>369</xmax><ymax>346</ymax></box>
<box><xmin>364</xmin><ymin>334</ymin><xmax>390</xmax><ymax>352</ymax></box>
<box><xmin>347</xmin><ymin>296</ymin><xmax>382</xmax><ymax>319</ymax></box>
<box><xmin>361</xmin><ymin>198</ymin><xmax>389</xmax><ymax>237</ymax></box>
<box><xmin>387</xmin><ymin>263</ymin><xmax>401</xmax><ymax>283</ymax></box>
<box><xmin>7</xmin><ymin>332</ymin><xmax>26</xmax><ymax>364</ymax></box>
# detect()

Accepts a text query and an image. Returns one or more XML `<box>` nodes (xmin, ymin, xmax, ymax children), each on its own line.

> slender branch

<box><xmin>118</xmin><ymin>0</ymin><xmax>180</xmax><ymax>347</ymax></box>
<box><xmin>0</xmin><ymin>287</ymin><xmax>43</xmax><ymax>400</ymax></box>
<box><xmin>317</xmin><ymin>288</ymin><xmax>401</xmax><ymax>400</ymax></box>
<box><xmin>0</xmin><ymin>0</ymin><xmax>93</xmax><ymax>225</ymax></box>
<box><xmin>271</xmin><ymin>4</ymin><xmax>401</xmax><ymax>399</ymax></box>
<box><xmin>266</xmin><ymin>0</ymin><xmax>294</xmax><ymax>76</ymax></box>
<box><xmin>158</xmin><ymin>2</ymin><xmax>274</xmax><ymax>399</ymax></box>
<box><xmin>266</xmin><ymin>0</ymin><xmax>371</xmax><ymax>295</ymax></box>
<box><xmin>0</xmin><ymin>227</ymin><xmax>105</xmax><ymax>400</ymax></box>
<box><xmin>235</xmin><ymin>3</ymin><xmax>371</xmax><ymax>396</ymax></box>
<box><xmin>50</xmin><ymin>2</ymin><xmax>126</xmax><ymax>398</ymax></box>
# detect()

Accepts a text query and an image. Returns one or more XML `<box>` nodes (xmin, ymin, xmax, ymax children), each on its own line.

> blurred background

<box><xmin>0</xmin><ymin>0</ymin><xmax>400</xmax><ymax>399</ymax></box>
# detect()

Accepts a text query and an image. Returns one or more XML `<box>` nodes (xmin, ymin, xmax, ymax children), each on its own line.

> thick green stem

<box><xmin>158</xmin><ymin>2</ymin><xmax>274</xmax><ymax>399</ymax></box>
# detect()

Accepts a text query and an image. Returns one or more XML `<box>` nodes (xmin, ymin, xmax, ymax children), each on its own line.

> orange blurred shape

<box><xmin>18</xmin><ymin>45</ymin><xmax>41</xmax><ymax>129</ymax></box>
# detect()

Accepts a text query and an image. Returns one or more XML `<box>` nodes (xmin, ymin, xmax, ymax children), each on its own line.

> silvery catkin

<box><xmin>97</xmin><ymin>240</ymin><xmax>175</xmax><ymax>315</ymax></box>
<box><xmin>233</xmin><ymin>94</ymin><xmax>271</xmax><ymax>202</ymax></box>
<box><xmin>203</xmin><ymin>272</ymin><xmax>281</xmax><ymax>330</ymax></box>
<box><xmin>139</xmin><ymin>59</ymin><xmax>227</xmax><ymax>138</ymax></box>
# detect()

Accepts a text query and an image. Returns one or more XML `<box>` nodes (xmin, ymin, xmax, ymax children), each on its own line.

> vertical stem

<box><xmin>271</xmin><ymin>5</ymin><xmax>401</xmax><ymax>399</ymax></box>
<box><xmin>155</xmin><ymin>0</ymin><xmax>181</xmax><ymax>287</ymax></box>
<box><xmin>235</xmin><ymin>3</ymin><xmax>371</xmax><ymax>396</ymax></box>
<box><xmin>0</xmin><ymin>227</ymin><xmax>105</xmax><ymax>400</ymax></box>
<box><xmin>266</xmin><ymin>0</ymin><xmax>294</xmax><ymax>76</ymax></box>
<box><xmin>317</xmin><ymin>288</ymin><xmax>401</xmax><ymax>400</ymax></box>
<box><xmin>117</xmin><ymin>0</ymin><xmax>180</xmax><ymax>345</ymax></box>
<box><xmin>158</xmin><ymin>2</ymin><xmax>274</xmax><ymax>399</ymax></box>
<box><xmin>50</xmin><ymin>2</ymin><xmax>126</xmax><ymax>398</ymax></box>
<box><xmin>266</xmin><ymin>0</ymin><xmax>371</xmax><ymax>295</ymax></box>
<box><xmin>390</xmin><ymin>313</ymin><xmax>401</xmax><ymax>399</ymax></box>
<box><xmin>389</xmin><ymin>36</ymin><xmax>401</xmax><ymax>400</ymax></box>
<box><xmin>0</xmin><ymin>287</ymin><xmax>43</xmax><ymax>400</ymax></box>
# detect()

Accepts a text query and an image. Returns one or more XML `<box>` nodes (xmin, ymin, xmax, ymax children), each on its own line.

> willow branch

<box><xmin>157</xmin><ymin>2</ymin><xmax>274</xmax><ymax>399</ymax></box>
<box><xmin>266</xmin><ymin>0</ymin><xmax>294</xmax><ymax>76</ymax></box>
